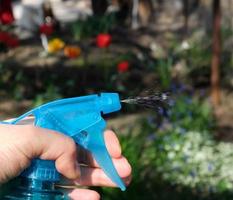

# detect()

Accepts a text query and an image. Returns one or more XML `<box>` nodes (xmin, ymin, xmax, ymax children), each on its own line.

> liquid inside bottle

<box><xmin>1</xmin><ymin>177</ymin><xmax>68</xmax><ymax>200</ymax></box>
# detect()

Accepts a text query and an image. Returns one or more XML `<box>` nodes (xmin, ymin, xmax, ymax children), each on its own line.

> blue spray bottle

<box><xmin>1</xmin><ymin>93</ymin><xmax>125</xmax><ymax>199</ymax></box>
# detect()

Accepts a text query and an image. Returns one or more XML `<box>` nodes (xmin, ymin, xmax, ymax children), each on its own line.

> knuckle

<box><xmin>56</xmin><ymin>159</ymin><xmax>77</xmax><ymax>180</ymax></box>
<box><xmin>56</xmin><ymin>158</ymin><xmax>70</xmax><ymax>173</ymax></box>
<box><xmin>56</xmin><ymin>162</ymin><xmax>67</xmax><ymax>174</ymax></box>
<box><xmin>57</xmin><ymin>162</ymin><xmax>69</xmax><ymax>172</ymax></box>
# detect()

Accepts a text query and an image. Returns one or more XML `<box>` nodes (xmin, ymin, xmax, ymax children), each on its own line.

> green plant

<box><xmin>168</xmin><ymin>28</ymin><xmax>233</xmax><ymax>87</ymax></box>
<box><xmin>0</xmin><ymin>63</ymin><xmax>29</xmax><ymax>100</ymax></box>
<box><xmin>71</xmin><ymin>14</ymin><xmax>116</xmax><ymax>41</ymax></box>
<box><xmin>166</xmin><ymin>31</ymin><xmax>212</xmax><ymax>87</ymax></box>
<box><xmin>98</xmin><ymin>94</ymin><xmax>233</xmax><ymax>200</ymax></box>
<box><xmin>169</xmin><ymin>94</ymin><xmax>214</xmax><ymax>132</ymax></box>
<box><xmin>33</xmin><ymin>84</ymin><xmax>62</xmax><ymax>107</ymax></box>
<box><xmin>155</xmin><ymin>58</ymin><xmax>172</xmax><ymax>90</ymax></box>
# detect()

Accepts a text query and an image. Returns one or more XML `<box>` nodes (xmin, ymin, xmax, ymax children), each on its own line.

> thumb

<box><xmin>20</xmin><ymin>125</ymin><xmax>80</xmax><ymax>180</ymax></box>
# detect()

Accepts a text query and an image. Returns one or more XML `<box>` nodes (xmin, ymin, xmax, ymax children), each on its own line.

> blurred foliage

<box><xmin>0</xmin><ymin>49</ymin><xmax>146</xmax><ymax>106</ymax></box>
<box><xmin>1</xmin><ymin>25</ymin><xmax>232</xmax><ymax>104</ymax></box>
<box><xmin>155</xmin><ymin>58</ymin><xmax>172</xmax><ymax>90</ymax></box>
<box><xmin>98</xmin><ymin>91</ymin><xmax>233</xmax><ymax>200</ymax></box>
<box><xmin>168</xmin><ymin>31</ymin><xmax>212</xmax><ymax>87</ymax></box>
<box><xmin>71</xmin><ymin>13</ymin><xmax>116</xmax><ymax>41</ymax></box>
<box><xmin>0</xmin><ymin>4</ymin><xmax>233</xmax><ymax>200</ymax></box>
<box><xmin>169</xmin><ymin>27</ymin><xmax>233</xmax><ymax>88</ymax></box>
<box><xmin>0</xmin><ymin>62</ymin><xmax>29</xmax><ymax>101</ymax></box>
<box><xmin>220</xmin><ymin>27</ymin><xmax>233</xmax><ymax>87</ymax></box>
<box><xmin>33</xmin><ymin>84</ymin><xmax>62</xmax><ymax>107</ymax></box>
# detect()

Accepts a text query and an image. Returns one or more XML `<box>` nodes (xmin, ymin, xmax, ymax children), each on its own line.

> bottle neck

<box><xmin>2</xmin><ymin>177</ymin><xmax>65</xmax><ymax>199</ymax></box>
<box><xmin>19</xmin><ymin>177</ymin><xmax>56</xmax><ymax>191</ymax></box>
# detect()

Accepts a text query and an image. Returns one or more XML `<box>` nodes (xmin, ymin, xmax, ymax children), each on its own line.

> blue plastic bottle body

<box><xmin>2</xmin><ymin>177</ymin><xmax>67</xmax><ymax>200</ymax></box>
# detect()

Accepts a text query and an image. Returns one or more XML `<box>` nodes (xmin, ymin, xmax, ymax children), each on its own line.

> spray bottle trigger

<box><xmin>86</xmin><ymin>128</ymin><xmax>126</xmax><ymax>191</ymax></box>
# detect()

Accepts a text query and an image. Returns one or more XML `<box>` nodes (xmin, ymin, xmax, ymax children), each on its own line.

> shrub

<box><xmin>98</xmin><ymin>93</ymin><xmax>233</xmax><ymax>200</ymax></box>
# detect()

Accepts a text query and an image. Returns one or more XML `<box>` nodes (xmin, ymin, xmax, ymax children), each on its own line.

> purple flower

<box><xmin>179</xmin><ymin>127</ymin><xmax>187</xmax><ymax>135</ymax></box>
<box><xmin>177</xmin><ymin>83</ymin><xmax>186</xmax><ymax>92</ymax></box>
<box><xmin>171</xmin><ymin>83</ymin><xmax>177</xmax><ymax>93</ymax></box>
<box><xmin>200</xmin><ymin>89</ymin><xmax>206</xmax><ymax>97</ymax></box>
<box><xmin>157</xmin><ymin>107</ymin><xmax>169</xmax><ymax>118</ymax></box>
<box><xmin>189</xmin><ymin>170</ymin><xmax>197</xmax><ymax>178</ymax></box>
<box><xmin>147</xmin><ymin>116</ymin><xmax>155</xmax><ymax>125</ymax></box>
<box><xmin>147</xmin><ymin>133</ymin><xmax>157</xmax><ymax>141</ymax></box>
<box><xmin>185</xmin><ymin>97</ymin><xmax>192</xmax><ymax>104</ymax></box>
<box><xmin>158</xmin><ymin>107</ymin><xmax>164</xmax><ymax>115</ymax></box>
<box><xmin>183</xmin><ymin>155</ymin><xmax>189</xmax><ymax>162</ymax></box>
<box><xmin>168</xmin><ymin>99</ymin><xmax>175</xmax><ymax>107</ymax></box>
<box><xmin>208</xmin><ymin>163</ymin><xmax>214</xmax><ymax>172</ymax></box>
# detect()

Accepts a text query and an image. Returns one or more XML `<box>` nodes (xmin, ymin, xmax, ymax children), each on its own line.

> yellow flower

<box><xmin>48</xmin><ymin>38</ymin><xmax>65</xmax><ymax>53</ymax></box>
<box><xmin>64</xmin><ymin>46</ymin><xmax>81</xmax><ymax>59</ymax></box>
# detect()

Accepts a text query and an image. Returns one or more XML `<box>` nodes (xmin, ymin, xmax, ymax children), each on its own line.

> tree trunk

<box><xmin>182</xmin><ymin>0</ymin><xmax>189</xmax><ymax>33</ymax></box>
<box><xmin>91</xmin><ymin>0</ymin><xmax>108</xmax><ymax>16</ymax></box>
<box><xmin>211</xmin><ymin>0</ymin><xmax>221</xmax><ymax>107</ymax></box>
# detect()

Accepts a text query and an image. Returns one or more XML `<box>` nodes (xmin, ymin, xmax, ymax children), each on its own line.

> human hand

<box><xmin>0</xmin><ymin>124</ymin><xmax>131</xmax><ymax>200</ymax></box>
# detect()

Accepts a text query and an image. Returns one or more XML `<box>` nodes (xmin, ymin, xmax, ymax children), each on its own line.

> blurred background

<box><xmin>0</xmin><ymin>0</ymin><xmax>233</xmax><ymax>199</ymax></box>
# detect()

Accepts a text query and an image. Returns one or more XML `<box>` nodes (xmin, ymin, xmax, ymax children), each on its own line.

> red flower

<box><xmin>39</xmin><ymin>24</ymin><xmax>54</xmax><ymax>36</ymax></box>
<box><xmin>0</xmin><ymin>0</ymin><xmax>14</xmax><ymax>25</ymax></box>
<box><xmin>96</xmin><ymin>33</ymin><xmax>111</xmax><ymax>48</ymax></box>
<box><xmin>117</xmin><ymin>61</ymin><xmax>129</xmax><ymax>73</ymax></box>
<box><xmin>0</xmin><ymin>31</ymin><xmax>10</xmax><ymax>42</ymax></box>
<box><xmin>6</xmin><ymin>37</ymin><xmax>19</xmax><ymax>47</ymax></box>
<box><xmin>0</xmin><ymin>31</ymin><xmax>19</xmax><ymax>48</ymax></box>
